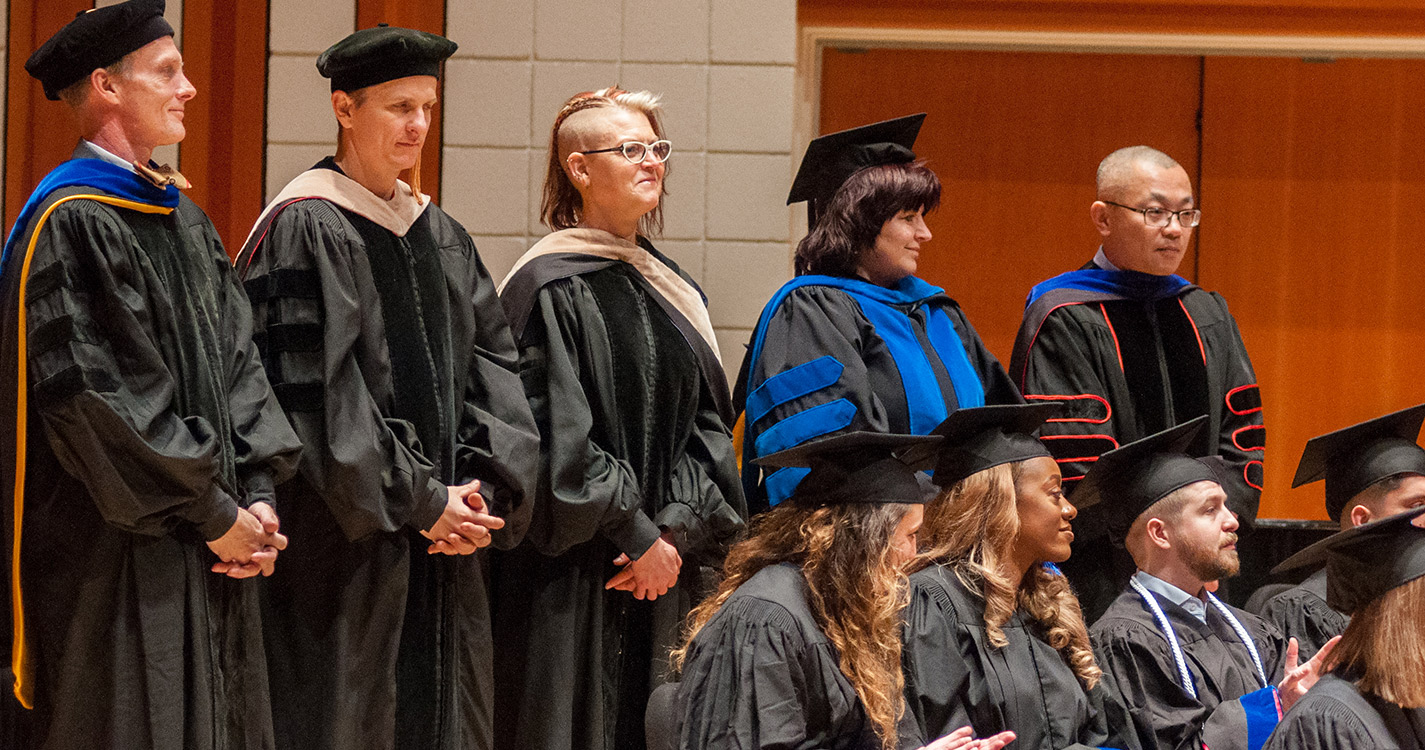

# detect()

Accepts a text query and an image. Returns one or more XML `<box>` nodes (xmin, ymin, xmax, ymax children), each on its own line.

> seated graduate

<box><xmin>1081</xmin><ymin>417</ymin><xmax>1335</xmax><ymax>750</ymax></box>
<box><xmin>738</xmin><ymin>114</ymin><xmax>1020</xmax><ymax>513</ymax></box>
<box><xmin>900</xmin><ymin>404</ymin><xmax>1134</xmax><ymax>750</ymax></box>
<box><xmin>1264</xmin><ymin>506</ymin><xmax>1425</xmax><ymax>749</ymax></box>
<box><xmin>670</xmin><ymin>432</ymin><xmax>1015</xmax><ymax>750</ymax></box>
<box><xmin>1260</xmin><ymin>403</ymin><xmax>1425</xmax><ymax>662</ymax></box>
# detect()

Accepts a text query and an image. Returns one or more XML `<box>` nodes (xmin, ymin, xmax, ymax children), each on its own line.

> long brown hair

<box><xmin>915</xmin><ymin>462</ymin><xmax>1101</xmax><ymax>689</ymax></box>
<box><xmin>671</xmin><ymin>501</ymin><xmax>915</xmax><ymax>750</ymax></box>
<box><xmin>795</xmin><ymin>160</ymin><xmax>941</xmax><ymax>278</ymax></box>
<box><xmin>1327</xmin><ymin>575</ymin><xmax>1425</xmax><ymax>707</ymax></box>
<box><xmin>540</xmin><ymin>86</ymin><xmax>666</xmax><ymax>236</ymax></box>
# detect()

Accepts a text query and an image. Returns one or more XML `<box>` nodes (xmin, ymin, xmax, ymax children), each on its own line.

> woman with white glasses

<box><xmin>491</xmin><ymin>87</ymin><xmax>746</xmax><ymax>750</ymax></box>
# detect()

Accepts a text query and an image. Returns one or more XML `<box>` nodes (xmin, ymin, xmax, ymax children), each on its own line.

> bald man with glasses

<box><xmin>1008</xmin><ymin>146</ymin><xmax>1265</xmax><ymax>624</ymax></box>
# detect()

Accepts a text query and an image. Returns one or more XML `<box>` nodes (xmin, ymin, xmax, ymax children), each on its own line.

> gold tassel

<box><xmin>409</xmin><ymin>155</ymin><xmax>422</xmax><ymax>197</ymax></box>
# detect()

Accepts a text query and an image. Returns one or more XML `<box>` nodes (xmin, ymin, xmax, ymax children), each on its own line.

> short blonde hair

<box><xmin>540</xmin><ymin>86</ymin><xmax>666</xmax><ymax>236</ymax></box>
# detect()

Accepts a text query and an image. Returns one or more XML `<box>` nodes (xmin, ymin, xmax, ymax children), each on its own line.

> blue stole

<box><xmin>744</xmin><ymin>274</ymin><xmax>986</xmax><ymax>505</ymax></box>
<box><xmin>2</xmin><ymin>158</ymin><xmax>179</xmax><ymax>282</ymax></box>
<box><xmin>1026</xmin><ymin>267</ymin><xmax>1190</xmax><ymax>307</ymax></box>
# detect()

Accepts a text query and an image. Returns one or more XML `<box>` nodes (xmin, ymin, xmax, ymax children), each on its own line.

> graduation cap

<box><xmin>755</xmin><ymin>432</ymin><xmax>942</xmax><ymax>506</ymax></box>
<box><xmin>787</xmin><ymin>114</ymin><xmax>926</xmax><ymax>224</ymax></box>
<box><xmin>1273</xmin><ymin>506</ymin><xmax>1425</xmax><ymax>615</ymax></box>
<box><xmin>318</xmin><ymin>25</ymin><xmax>458</xmax><ymax>93</ymax></box>
<box><xmin>1070</xmin><ymin>416</ymin><xmax>1220</xmax><ymax>545</ymax></box>
<box><xmin>921</xmin><ymin>403</ymin><xmax>1064</xmax><ymax>489</ymax></box>
<box><xmin>25</xmin><ymin>0</ymin><xmax>174</xmax><ymax>101</ymax></box>
<box><xmin>1292</xmin><ymin>403</ymin><xmax>1425</xmax><ymax>522</ymax></box>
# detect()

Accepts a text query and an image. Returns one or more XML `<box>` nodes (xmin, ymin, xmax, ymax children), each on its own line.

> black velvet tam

<box><xmin>25</xmin><ymin>0</ymin><xmax>173</xmax><ymax>101</ymax></box>
<box><xmin>318</xmin><ymin>24</ymin><xmax>458</xmax><ymax>93</ymax></box>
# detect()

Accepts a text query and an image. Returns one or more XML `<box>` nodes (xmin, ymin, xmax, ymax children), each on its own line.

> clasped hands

<box><xmin>605</xmin><ymin>532</ymin><xmax>682</xmax><ymax>601</ymax></box>
<box><xmin>208</xmin><ymin>501</ymin><xmax>287</xmax><ymax>579</ymax></box>
<box><xmin>422</xmin><ymin>479</ymin><xmax>505</xmax><ymax>555</ymax></box>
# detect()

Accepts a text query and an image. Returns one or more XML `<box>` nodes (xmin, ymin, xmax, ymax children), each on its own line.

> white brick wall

<box><xmin>440</xmin><ymin>0</ymin><xmax>799</xmax><ymax>382</ymax></box>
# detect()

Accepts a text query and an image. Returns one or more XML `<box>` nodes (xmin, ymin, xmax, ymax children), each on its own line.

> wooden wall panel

<box><xmin>800</xmin><ymin>0</ymin><xmax>1425</xmax><ymax>37</ymax></box>
<box><xmin>5</xmin><ymin>0</ymin><xmax>92</xmax><ymax>232</ymax></box>
<box><xmin>1198</xmin><ymin>56</ymin><xmax>1425</xmax><ymax>520</ymax></box>
<box><xmin>355</xmin><ymin>0</ymin><xmax>446</xmax><ymax>205</ymax></box>
<box><xmin>818</xmin><ymin>48</ymin><xmax>1202</xmax><ymax>363</ymax></box>
<box><xmin>180</xmin><ymin>0</ymin><xmax>269</xmax><ymax>251</ymax></box>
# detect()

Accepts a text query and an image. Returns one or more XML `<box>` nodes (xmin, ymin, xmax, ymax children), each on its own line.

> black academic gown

<box><xmin>674</xmin><ymin>563</ymin><xmax>879</xmax><ymax>750</ymax></box>
<box><xmin>0</xmin><ymin>147</ymin><xmax>302</xmax><ymax>750</ymax></box>
<box><xmin>492</xmin><ymin>237</ymin><xmax>746</xmax><ymax>750</ymax></box>
<box><xmin>1092</xmin><ymin>586</ymin><xmax>1288</xmax><ymax>750</ymax></box>
<box><xmin>1264</xmin><ymin>672</ymin><xmax>1425</xmax><ymax>750</ymax></box>
<box><xmin>1009</xmin><ymin>261</ymin><xmax>1264</xmax><ymax>622</ymax></box>
<box><xmin>1258</xmin><ymin>568</ymin><xmax>1349</xmax><ymax>663</ymax></box>
<box><xmin>235</xmin><ymin>161</ymin><xmax>539</xmax><ymax>750</ymax></box>
<box><xmin>900</xmin><ymin>565</ymin><xmax>1128</xmax><ymax>750</ymax></box>
<box><xmin>739</xmin><ymin>277</ymin><xmax>1021</xmax><ymax>513</ymax></box>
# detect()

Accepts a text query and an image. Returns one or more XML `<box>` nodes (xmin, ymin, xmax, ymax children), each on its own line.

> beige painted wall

<box><xmin>262</xmin><ymin>0</ymin><xmax>800</xmax><ymax>381</ymax></box>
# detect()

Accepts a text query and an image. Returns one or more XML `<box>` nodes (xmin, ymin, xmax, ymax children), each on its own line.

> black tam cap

<box><xmin>1273</xmin><ymin>506</ymin><xmax>1425</xmax><ymax>615</ymax></box>
<box><xmin>318</xmin><ymin>25</ymin><xmax>458</xmax><ymax>93</ymax></box>
<box><xmin>787</xmin><ymin>114</ymin><xmax>926</xmax><ymax>223</ymax></box>
<box><xmin>755</xmin><ymin>432</ymin><xmax>941</xmax><ymax>506</ymax></box>
<box><xmin>924</xmin><ymin>404</ymin><xmax>1063</xmax><ymax>489</ymax></box>
<box><xmin>1292</xmin><ymin>403</ymin><xmax>1425</xmax><ymax>522</ymax></box>
<box><xmin>1071</xmin><ymin>416</ymin><xmax>1220</xmax><ymax>545</ymax></box>
<box><xmin>25</xmin><ymin>0</ymin><xmax>174</xmax><ymax>101</ymax></box>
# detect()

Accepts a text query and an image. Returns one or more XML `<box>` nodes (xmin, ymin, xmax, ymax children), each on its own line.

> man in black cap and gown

<box><xmin>1259</xmin><ymin>403</ymin><xmax>1425</xmax><ymax>663</ymax></box>
<box><xmin>234</xmin><ymin>25</ymin><xmax>539</xmax><ymax>750</ymax></box>
<box><xmin>1008</xmin><ymin>146</ymin><xmax>1264</xmax><ymax>623</ymax></box>
<box><xmin>1083</xmin><ymin>418</ymin><xmax>1332</xmax><ymax>750</ymax></box>
<box><xmin>1265</xmin><ymin>506</ymin><xmax>1425</xmax><ymax>749</ymax></box>
<box><xmin>2</xmin><ymin>1</ymin><xmax>302</xmax><ymax>747</ymax></box>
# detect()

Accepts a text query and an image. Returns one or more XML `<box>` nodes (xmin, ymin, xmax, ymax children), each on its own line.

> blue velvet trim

<box><xmin>923</xmin><ymin>306</ymin><xmax>985</xmax><ymax>411</ymax></box>
<box><xmin>764</xmin><ymin>467</ymin><xmax>810</xmax><ymax>507</ymax></box>
<box><xmin>1242</xmin><ymin>686</ymin><xmax>1281</xmax><ymax>750</ymax></box>
<box><xmin>1025</xmin><ymin>267</ymin><xmax>1190</xmax><ymax>307</ymax></box>
<box><xmin>755</xmin><ymin>398</ymin><xmax>856</xmax><ymax>458</ymax></box>
<box><xmin>2</xmin><ymin>158</ymin><xmax>180</xmax><ymax>281</ymax></box>
<box><xmin>745</xmin><ymin>355</ymin><xmax>844</xmax><ymax>426</ymax></box>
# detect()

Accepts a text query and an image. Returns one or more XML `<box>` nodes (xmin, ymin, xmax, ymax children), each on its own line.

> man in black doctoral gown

<box><xmin>1081</xmin><ymin>419</ymin><xmax>1330</xmax><ymax>750</ymax></box>
<box><xmin>2</xmin><ymin>1</ymin><xmax>302</xmax><ymax>747</ymax></box>
<box><xmin>234</xmin><ymin>26</ymin><xmax>539</xmax><ymax>750</ymax></box>
<box><xmin>1009</xmin><ymin>146</ymin><xmax>1265</xmax><ymax>623</ymax></box>
<box><xmin>1260</xmin><ymin>403</ymin><xmax>1425</xmax><ymax>661</ymax></box>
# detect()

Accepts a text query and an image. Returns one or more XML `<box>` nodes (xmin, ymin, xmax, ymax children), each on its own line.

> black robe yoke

<box><xmin>492</xmin><ymin>245</ymin><xmax>745</xmax><ymax>750</ymax></box>
<box><xmin>1</xmin><ymin>172</ymin><xmax>301</xmax><ymax>749</ymax></box>
<box><xmin>1264</xmin><ymin>673</ymin><xmax>1425</xmax><ymax>750</ymax></box>
<box><xmin>1258</xmin><ymin>568</ymin><xmax>1349</xmax><ymax>663</ymax></box>
<box><xmin>674</xmin><ymin>563</ymin><xmax>877</xmax><ymax>750</ymax></box>
<box><xmin>1009</xmin><ymin>271</ymin><xmax>1263</xmax><ymax>622</ymax></box>
<box><xmin>236</xmin><ymin>188</ymin><xmax>538</xmax><ymax>750</ymax></box>
<box><xmin>1092</xmin><ymin>587</ymin><xmax>1288</xmax><ymax>750</ymax></box>
<box><xmin>900</xmin><ymin>565</ymin><xmax>1126</xmax><ymax>750</ymax></box>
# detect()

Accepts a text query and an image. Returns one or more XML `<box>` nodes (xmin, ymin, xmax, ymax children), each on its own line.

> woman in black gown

<box><xmin>1265</xmin><ymin>507</ymin><xmax>1425</xmax><ymax>749</ymax></box>
<box><xmin>670</xmin><ymin>432</ymin><xmax>1016</xmax><ymax>750</ymax></box>
<box><xmin>900</xmin><ymin>405</ymin><xmax>1132</xmax><ymax>750</ymax></box>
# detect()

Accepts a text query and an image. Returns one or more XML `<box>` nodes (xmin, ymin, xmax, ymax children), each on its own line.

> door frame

<box><xmin>792</xmin><ymin>26</ymin><xmax>1425</xmax><ymax>235</ymax></box>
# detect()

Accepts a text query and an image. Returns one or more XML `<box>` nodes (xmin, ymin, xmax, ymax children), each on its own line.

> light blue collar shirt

<box><xmin>1133</xmin><ymin>569</ymin><xmax>1208</xmax><ymax>624</ymax></box>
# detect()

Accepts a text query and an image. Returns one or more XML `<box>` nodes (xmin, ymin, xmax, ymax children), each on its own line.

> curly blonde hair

<box><xmin>540</xmin><ymin>86</ymin><xmax>666</xmax><ymax>236</ymax></box>
<box><xmin>915</xmin><ymin>462</ymin><xmax>1101</xmax><ymax>690</ymax></box>
<box><xmin>671</xmin><ymin>501</ymin><xmax>915</xmax><ymax>750</ymax></box>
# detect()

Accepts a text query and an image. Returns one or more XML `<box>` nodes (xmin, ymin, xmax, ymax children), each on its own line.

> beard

<box><xmin>1181</xmin><ymin>531</ymin><xmax>1240</xmax><ymax>582</ymax></box>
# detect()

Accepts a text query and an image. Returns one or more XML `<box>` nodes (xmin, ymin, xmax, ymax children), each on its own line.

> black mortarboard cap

<box><xmin>1273</xmin><ymin>506</ymin><xmax>1425</xmax><ymax>615</ymax></box>
<box><xmin>923</xmin><ymin>403</ymin><xmax>1063</xmax><ymax>489</ymax></box>
<box><xmin>787</xmin><ymin>114</ymin><xmax>926</xmax><ymax>223</ymax></box>
<box><xmin>1071</xmin><ymin>416</ymin><xmax>1220</xmax><ymax>545</ymax></box>
<box><xmin>318</xmin><ymin>25</ymin><xmax>458</xmax><ymax>93</ymax></box>
<box><xmin>1292</xmin><ymin>403</ymin><xmax>1425</xmax><ymax>522</ymax></box>
<box><xmin>25</xmin><ymin>0</ymin><xmax>174</xmax><ymax>101</ymax></box>
<box><xmin>755</xmin><ymin>432</ymin><xmax>942</xmax><ymax>506</ymax></box>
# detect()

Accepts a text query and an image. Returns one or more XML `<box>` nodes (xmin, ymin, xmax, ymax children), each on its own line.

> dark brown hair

<box><xmin>794</xmin><ymin>161</ymin><xmax>941</xmax><ymax>277</ymax></box>
<box><xmin>671</xmin><ymin>501</ymin><xmax>916</xmax><ymax>750</ymax></box>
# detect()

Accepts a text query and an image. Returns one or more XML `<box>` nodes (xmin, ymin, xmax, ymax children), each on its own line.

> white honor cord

<box><xmin>1130</xmin><ymin>576</ymin><xmax>1198</xmax><ymax>699</ymax></box>
<box><xmin>1207</xmin><ymin>592</ymin><xmax>1269</xmax><ymax>689</ymax></box>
